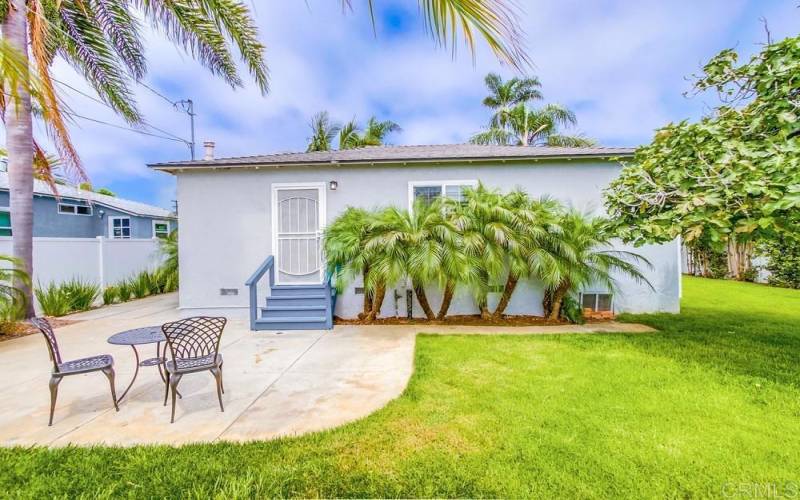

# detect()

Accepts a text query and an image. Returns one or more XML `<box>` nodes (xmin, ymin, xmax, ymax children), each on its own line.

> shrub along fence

<box><xmin>0</xmin><ymin>237</ymin><xmax>166</xmax><ymax>315</ymax></box>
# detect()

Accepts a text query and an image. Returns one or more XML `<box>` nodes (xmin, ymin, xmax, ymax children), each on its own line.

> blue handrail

<box><xmin>245</xmin><ymin>255</ymin><xmax>274</xmax><ymax>330</ymax></box>
<box><xmin>324</xmin><ymin>268</ymin><xmax>338</xmax><ymax>329</ymax></box>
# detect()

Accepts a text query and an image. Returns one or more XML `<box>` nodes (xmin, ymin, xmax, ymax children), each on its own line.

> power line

<box><xmin>137</xmin><ymin>80</ymin><xmax>178</xmax><ymax>106</ymax></box>
<box><xmin>61</xmin><ymin>110</ymin><xmax>189</xmax><ymax>143</ymax></box>
<box><xmin>52</xmin><ymin>78</ymin><xmax>190</xmax><ymax>143</ymax></box>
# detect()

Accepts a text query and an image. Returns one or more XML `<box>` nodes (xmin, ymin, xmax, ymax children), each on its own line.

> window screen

<box><xmin>581</xmin><ymin>293</ymin><xmax>613</xmax><ymax>312</ymax></box>
<box><xmin>111</xmin><ymin>217</ymin><xmax>131</xmax><ymax>239</ymax></box>
<box><xmin>58</xmin><ymin>203</ymin><xmax>91</xmax><ymax>215</ymax></box>
<box><xmin>413</xmin><ymin>185</ymin><xmax>443</xmax><ymax>205</ymax></box>
<box><xmin>153</xmin><ymin>222</ymin><xmax>170</xmax><ymax>238</ymax></box>
<box><xmin>0</xmin><ymin>211</ymin><xmax>10</xmax><ymax>236</ymax></box>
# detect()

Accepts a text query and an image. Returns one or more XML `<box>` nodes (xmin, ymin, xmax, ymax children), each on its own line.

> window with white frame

<box><xmin>58</xmin><ymin>202</ymin><xmax>92</xmax><ymax>216</ymax></box>
<box><xmin>581</xmin><ymin>292</ymin><xmax>613</xmax><ymax>312</ymax></box>
<box><xmin>408</xmin><ymin>180</ymin><xmax>478</xmax><ymax>208</ymax></box>
<box><xmin>0</xmin><ymin>208</ymin><xmax>10</xmax><ymax>236</ymax></box>
<box><xmin>109</xmin><ymin>217</ymin><xmax>131</xmax><ymax>239</ymax></box>
<box><xmin>152</xmin><ymin>220</ymin><xmax>170</xmax><ymax>239</ymax></box>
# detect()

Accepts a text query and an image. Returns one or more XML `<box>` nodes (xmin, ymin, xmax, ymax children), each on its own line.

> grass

<box><xmin>2</xmin><ymin>277</ymin><xmax>799</xmax><ymax>497</ymax></box>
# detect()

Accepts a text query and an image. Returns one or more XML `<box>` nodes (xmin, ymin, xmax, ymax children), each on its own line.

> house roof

<box><xmin>149</xmin><ymin>144</ymin><xmax>636</xmax><ymax>171</ymax></box>
<box><xmin>0</xmin><ymin>172</ymin><xmax>176</xmax><ymax>219</ymax></box>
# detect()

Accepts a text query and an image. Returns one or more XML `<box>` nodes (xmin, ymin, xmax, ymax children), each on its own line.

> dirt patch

<box><xmin>335</xmin><ymin>314</ymin><xmax>612</xmax><ymax>327</ymax></box>
<box><xmin>0</xmin><ymin>317</ymin><xmax>81</xmax><ymax>343</ymax></box>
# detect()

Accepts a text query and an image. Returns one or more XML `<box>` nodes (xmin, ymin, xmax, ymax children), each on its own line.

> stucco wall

<box><xmin>175</xmin><ymin>160</ymin><xmax>681</xmax><ymax>317</ymax></box>
<box><xmin>0</xmin><ymin>191</ymin><xmax>176</xmax><ymax>238</ymax></box>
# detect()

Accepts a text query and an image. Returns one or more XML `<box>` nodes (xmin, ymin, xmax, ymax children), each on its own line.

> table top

<box><xmin>107</xmin><ymin>326</ymin><xmax>165</xmax><ymax>346</ymax></box>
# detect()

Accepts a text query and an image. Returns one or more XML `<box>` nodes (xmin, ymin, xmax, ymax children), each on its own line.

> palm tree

<box><xmin>0</xmin><ymin>254</ymin><xmax>30</xmax><ymax>319</ymax></box>
<box><xmin>471</xmin><ymin>103</ymin><xmax>596</xmax><ymax>147</ymax></box>
<box><xmin>367</xmin><ymin>201</ymin><xmax>455</xmax><ymax>320</ymax></box>
<box><xmin>491</xmin><ymin>191</ymin><xmax>561</xmax><ymax>318</ymax></box>
<box><xmin>323</xmin><ymin>207</ymin><xmax>376</xmax><ymax>319</ymax></box>
<box><xmin>337</xmin><ymin>119</ymin><xmax>362</xmax><ymax>150</ymax></box>
<box><xmin>1</xmin><ymin>0</ymin><xmax>267</xmax><ymax>315</ymax></box>
<box><xmin>482</xmin><ymin>72</ymin><xmax>542</xmax><ymax>128</ymax></box>
<box><xmin>307</xmin><ymin>111</ymin><xmax>341</xmax><ymax>152</ymax></box>
<box><xmin>337</xmin><ymin>116</ymin><xmax>400</xmax><ymax>150</ymax></box>
<box><xmin>447</xmin><ymin>184</ymin><xmax>517</xmax><ymax>319</ymax></box>
<box><xmin>361</xmin><ymin>117</ymin><xmax>401</xmax><ymax>146</ymax></box>
<box><xmin>538</xmin><ymin>210</ymin><xmax>653</xmax><ymax>321</ymax></box>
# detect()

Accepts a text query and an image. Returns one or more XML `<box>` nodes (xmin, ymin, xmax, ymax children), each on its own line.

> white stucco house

<box><xmin>150</xmin><ymin>143</ymin><xmax>680</xmax><ymax>330</ymax></box>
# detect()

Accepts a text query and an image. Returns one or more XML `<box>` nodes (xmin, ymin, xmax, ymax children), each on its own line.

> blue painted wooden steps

<box><xmin>253</xmin><ymin>283</ymin><xmax>335</xmax><ymax>330</ymax></box>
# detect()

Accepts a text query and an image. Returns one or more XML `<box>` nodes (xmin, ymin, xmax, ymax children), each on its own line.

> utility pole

<box><xmin>175</xmin><ymin>99</ymin><xmax>196</xmax><ymax>160</ymax></box>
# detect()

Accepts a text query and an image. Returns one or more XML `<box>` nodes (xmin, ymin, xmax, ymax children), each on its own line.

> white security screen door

<box><xmin>273</xmin><ymin>184</ymin><xmax>325</xmax><ymax>284</ymax></box>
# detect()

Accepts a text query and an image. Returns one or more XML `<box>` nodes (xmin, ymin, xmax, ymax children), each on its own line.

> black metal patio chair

<box><xmin>161</xmin><ymin>316</ymin><xmax>227</xmax><ymax>423</ymax></box>
<box><xmin>30</xmin><ymin>317</ymin><xmax>119</xmax><ymax>426</ymax></box>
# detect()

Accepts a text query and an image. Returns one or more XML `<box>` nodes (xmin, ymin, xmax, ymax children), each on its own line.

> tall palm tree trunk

<box><xmin>493</xmin><ymin>273</ymin><xmax>519</xmax><ymax>318</ymax></box>
<box><xmin>436</xmin><ymin>280</ymin><xmax>455</xmax><ymax>320</ymax></box>
<box><xmin>413</xmin><ymin>281</ymin><xmax>435</xmax><ymax>320</ymax></box>
<box><xmin>3</xmin><ymin>0</ymin><xmax>36</xmax><ymax>317</ymax></box>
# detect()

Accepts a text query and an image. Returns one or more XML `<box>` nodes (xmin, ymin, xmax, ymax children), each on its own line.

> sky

<box><xmin>4</xmin><ymin>0</ymin><xmax>798</xmax><ymax>208</ymax></box>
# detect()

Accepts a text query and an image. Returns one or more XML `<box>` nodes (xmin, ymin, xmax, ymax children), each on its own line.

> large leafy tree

<box><xmin>604</xmin><ymin>35</ymin><xmax>800</xmax><ymax>279</ymax></box>
<box><xmin>2</xmin><ymin>0</ymin><xmax>530</xmax><ymax>316</ymax></box>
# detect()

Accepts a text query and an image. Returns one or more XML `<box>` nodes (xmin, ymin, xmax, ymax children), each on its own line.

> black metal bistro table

<box><xmin>108</xmin><ymin>326</ymin><xmax>177</xmax><ymax>404</ymax></box>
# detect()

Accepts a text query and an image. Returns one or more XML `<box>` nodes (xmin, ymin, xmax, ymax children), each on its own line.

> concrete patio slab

<box><xmin>0</xmin><ymin>293</ymin><xmax>656</xmax><ymax>447</ymax></box>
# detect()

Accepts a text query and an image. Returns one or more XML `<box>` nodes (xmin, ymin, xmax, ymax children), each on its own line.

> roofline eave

<box><xmin>149</xmin><ymin>152</ymin><xmax>635</xmax><ymax>173</ymax></box>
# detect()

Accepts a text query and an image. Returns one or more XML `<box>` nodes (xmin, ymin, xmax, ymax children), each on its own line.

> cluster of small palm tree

<box><xmin>306</xmin><ymin>112</ymin><xmax>401</xmax><ymax>152</ymax></box>
<box><xmin>324</xmin><ymin>184</ymin><xmax>651</xmax><ymax>323</ymax></box>
<box><xmin>470</xmin><ymin>73</ymin><xmax>595</xmax><ymax>147</ymax></box>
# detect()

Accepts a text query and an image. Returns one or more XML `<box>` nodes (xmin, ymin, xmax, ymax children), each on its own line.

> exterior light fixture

<box><xmin>329</xmin><ymin>180</ymin><xmax>338</xmax><ymax>191</ymax></box>
<box><xmin>98</xmin><ymin>209</ymin><xmax>105</xmax><ymax>218</ymax></box>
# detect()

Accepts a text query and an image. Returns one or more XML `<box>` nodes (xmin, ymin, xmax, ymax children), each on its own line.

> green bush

<box><xmin>560</xmin><ymin>295</ymin><xmax>585</xmax><ymax>324</ymax></box>
<box><xmin>35</xmin><ymin>279</ymin><xmax>100</xmax><ymax>316</ymax></box>
<box><xmin>760</xmin><ymin>236</ymin><xmax>800</xmax><ymax>289</ymax></box>
<box><xmin>117</xmin><ymin>280</ymin><xmax>132</xmax><ymax>302</ymax></box>
<box><xmin>130</xmin><ymin>272</ymin><xmax>151</xmax><ymax>299</ymax></box>
<box><xmin>35</xmin><ymin>282</ymin><xmax>72</xmax><ymax>317</ymax></box>
<box><xmin>102</xmin><ymin>286</ymin><xmax>118</xmax><ymax>305</ymax></box>
<box><xmin>61</xmin><ymin>278</ymin><xmax>100</xmax><ymax>311</ymax></box>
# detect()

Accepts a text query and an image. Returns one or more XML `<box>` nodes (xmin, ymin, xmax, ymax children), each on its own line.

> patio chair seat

<box><xmin>165</xmin><ymin>353</ymin><xmax>223</xmax><ymax>374</ymax></box>
<box><xmin>57</xmin><ymin>354</ymin><xmax>114</xmax><ymax>375</ymax></box>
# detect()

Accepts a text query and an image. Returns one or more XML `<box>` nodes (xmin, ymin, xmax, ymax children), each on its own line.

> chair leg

<box><xmin>163</xmin><ymin>371</ymin><xmax>170</xmax><ymax>406</ymax></box>
<box><xmin>169</xmin><ymin>374</ymin><xmax>181</xmax><ymax>423</ymax></box>
<box><xmin>102</xmin><ymin>368</ymin><xmax>119</xmax><ymax>411</ymax></box>
<box><xmin>210</xmin><ymin>368</ymin><xmax>224</xmax><ymax>412</ymax></box>
<box><xmin>219</xmin><ymin>363</ymin><xmax>225</xmax><ymax>394</ymax></box>
<box><xmin>48</xmin><ymin>376</ymin><xmax>61</xmax><ymax>426</ymax></box>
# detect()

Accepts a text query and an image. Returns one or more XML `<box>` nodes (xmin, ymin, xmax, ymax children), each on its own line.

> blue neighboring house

<box><xmin>0</xmin><ymin>172</ymin><xmax>177</xmax><ymax>239</ymax></box>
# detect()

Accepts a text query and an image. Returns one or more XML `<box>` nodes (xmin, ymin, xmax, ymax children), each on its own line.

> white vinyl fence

<box><xmin>0</xmin><ymin>236</ymin><xmax>164</xmax><ymax>289</ymax></box>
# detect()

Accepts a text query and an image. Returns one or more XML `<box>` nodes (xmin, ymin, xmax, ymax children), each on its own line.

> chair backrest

<box><xmin>161</xmin><ymin>316</ymin><xmax>227</xmax><ymax>362</ymax></box>
<box><xmin>30</xmin><ymin>317</ymin><xmax>62</xmax><ymax>370</ymax></box>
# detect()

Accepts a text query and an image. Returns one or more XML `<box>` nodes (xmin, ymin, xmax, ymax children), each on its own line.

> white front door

<box><xmin>272</xmin><ymin>183</ymin><xmax>326</xmax><ymax>285</ymax></box>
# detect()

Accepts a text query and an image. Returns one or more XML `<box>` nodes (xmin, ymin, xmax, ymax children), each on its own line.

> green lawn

<box><xmin>2</xmin><ymin>277</ymin><xmax>800</xmax><ymax>498</ymax></box>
